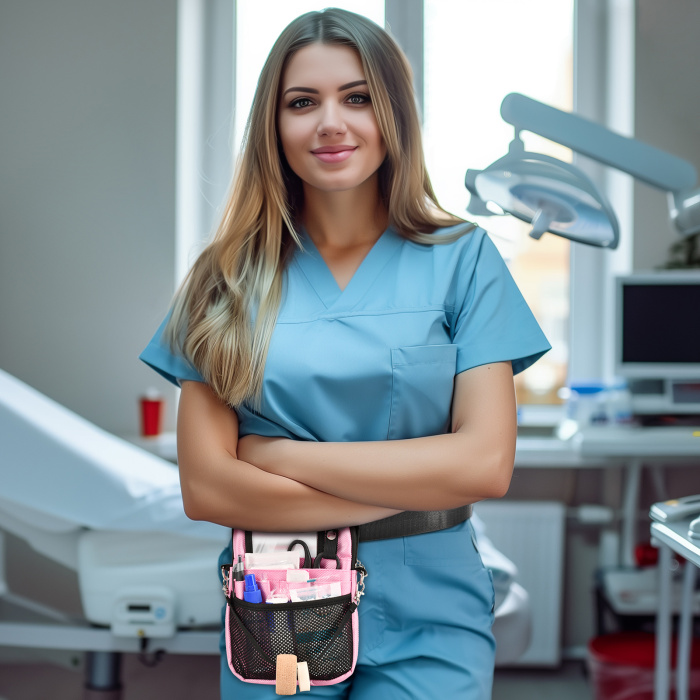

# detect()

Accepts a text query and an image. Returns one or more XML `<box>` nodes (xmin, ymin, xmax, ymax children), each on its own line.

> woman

<box><xmin>141</xmin><ymin>8</ymin><xmax>550</xmax><ymax>698</ymax></box>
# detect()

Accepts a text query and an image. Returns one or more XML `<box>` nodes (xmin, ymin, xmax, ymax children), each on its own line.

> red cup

<box><xmin>634</xmin><ymin>542</ymin><xmax>659</xmax><ymax>567</ymax></box>
<box><xmin>140</xmin><ymin>395</ymin><xmax>164</xmax><ymax>437</ymax></box>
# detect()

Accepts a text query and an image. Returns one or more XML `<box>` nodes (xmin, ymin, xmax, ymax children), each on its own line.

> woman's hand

<box><xmin>237</xmin><ymin>434</ymin><xmax>292</xmax><ymax>475</ymax></box>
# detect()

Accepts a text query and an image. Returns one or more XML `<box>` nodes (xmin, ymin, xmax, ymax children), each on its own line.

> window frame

<box><xmin>176</xmin><ymin>0</ymin><xmax>235</xmax><ymax>285</ymax></box>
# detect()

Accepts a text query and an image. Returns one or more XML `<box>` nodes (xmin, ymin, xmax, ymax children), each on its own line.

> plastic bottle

<box><xmin>243</xmin><ymin>574</ymin><xmax>263</xmax><ymax>603</ymax></box>
<box><xmin>569</xmin><ymin>382</ymin><xmax>608</xmax><ymax>427</ymax></box>
<box><xmin>606</xmin><ymin>379</ymin><xmax>634</xmax><ymax>428</ymax></box>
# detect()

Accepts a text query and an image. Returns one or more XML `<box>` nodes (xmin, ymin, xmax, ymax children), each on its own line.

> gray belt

<box><xmin>357</xmin><ymin>504</ymin><xmax>472</xmax><ymax>542</ymax></box>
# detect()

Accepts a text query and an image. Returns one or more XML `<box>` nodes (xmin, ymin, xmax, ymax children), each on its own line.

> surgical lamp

<box><xmin>465</xmin><ymin>92</ymin><xmax>700</xmax><ymax>249</ymax></box>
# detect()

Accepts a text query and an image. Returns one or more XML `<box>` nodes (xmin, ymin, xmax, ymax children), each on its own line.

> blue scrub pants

<box><xmin>218</xmin><ymin>519</ymin><xmax>495</xmax><ymax>699</ymax></box>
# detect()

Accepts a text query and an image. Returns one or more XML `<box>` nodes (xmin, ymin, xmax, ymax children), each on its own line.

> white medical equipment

<box><xmin>0</xmin><ymin>367</ymin><xmax>531</xmax><ymax>696</ymax></box>
<box><xmin>689</xmin><ymin>516</ymin><xmax>700</xmax><ymax>541</ymax></box>
<box><xmin>466</xmin><ymin>92</ymin><xmax>700</xmax><ymax>248</ymax></box>
<box><xmin>650</xmin><ymin>495</ymin><xmax>700</xmax><ymax>523</ymax></box>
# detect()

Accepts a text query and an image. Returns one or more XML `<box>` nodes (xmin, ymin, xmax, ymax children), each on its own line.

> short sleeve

<box><xmin>450</xmin><ymin>229</ymin><xmax>551</xmax><ymax>376</ymax></box>
<box><xmin>139</xmin><ymin>313</ymin><xmax>205</xmax><ymax>387</ymax></box>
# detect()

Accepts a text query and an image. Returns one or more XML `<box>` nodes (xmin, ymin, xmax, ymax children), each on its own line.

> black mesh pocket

<box><xmin>227</xmin><ymin>594</ymin><xmax>356</xmax><ymax>681</ymax></box>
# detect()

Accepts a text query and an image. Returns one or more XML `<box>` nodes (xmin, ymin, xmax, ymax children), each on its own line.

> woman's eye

<box><xmin>347</xmin><ymin>93</ymin><xmax>370</xmax><ymax>105</ymax></box>
<box><xmin>290</xmin><ymin>97</ymin><xmax>314</xmax><ymax>109</ymax></box>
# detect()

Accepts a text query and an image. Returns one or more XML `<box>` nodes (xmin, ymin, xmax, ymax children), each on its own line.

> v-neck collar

<box><xmin>294</xmin><ymin>226</ymin><xmax>403</xmax><ymax>310</ymax></box>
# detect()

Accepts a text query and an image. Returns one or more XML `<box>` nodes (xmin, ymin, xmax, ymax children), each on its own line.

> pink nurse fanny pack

<box><xmin>222</xmin><ymin>526</ymin><xmax>366</xmax><ymax>694</ymax></box>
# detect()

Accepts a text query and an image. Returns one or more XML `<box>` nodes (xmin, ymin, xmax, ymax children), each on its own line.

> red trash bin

<box><xmin>587</xmin><ymin>632</ymin><xmax>700</xmax><ymax>700</ymax></box>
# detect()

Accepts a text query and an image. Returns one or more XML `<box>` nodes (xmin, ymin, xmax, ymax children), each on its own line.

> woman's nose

<box><xmin>317</xmin><ymin>102</ymin><xmax>347</xmax><ymax>136</ymax></box>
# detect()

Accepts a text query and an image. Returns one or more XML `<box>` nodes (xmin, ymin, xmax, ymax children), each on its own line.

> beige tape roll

<box><xmin>275</xmin><ymin>653</ymin><xmax>298</xmax><ymax>695</ymax></box>
<box><xmin>297</xmin><ymin>661</ymin><xmax>311</xmax><ymax>692</ymax></box>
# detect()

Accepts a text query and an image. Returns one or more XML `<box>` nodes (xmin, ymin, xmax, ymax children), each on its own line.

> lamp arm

<box><xmin>500</xmin><ymin>93</ymin><xmax>697</xmax><ymax>193</ymax></box>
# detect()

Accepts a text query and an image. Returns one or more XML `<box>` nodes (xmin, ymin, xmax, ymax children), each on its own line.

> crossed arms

<box><xmin>176</xmin><ymin>362</ymin><xmax>516</xmax><ymax>532</ymax></box>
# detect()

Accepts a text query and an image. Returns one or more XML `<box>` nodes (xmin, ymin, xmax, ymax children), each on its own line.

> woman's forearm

<box><xmin>251</xmin><ymin>430</ymin><xmax>514</xmax><ymax>512</ymax></box>
<box><xmin>181</xmin><ymin>451</ymin><xmax>401</xmax><ymax>531</ymax></box>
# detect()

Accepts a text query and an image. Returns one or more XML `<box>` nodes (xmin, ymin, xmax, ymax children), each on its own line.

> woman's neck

<box><xmin>302</xmin><ymin>176</ymin><xmax>388</xmax><ymax>250</ymax></box>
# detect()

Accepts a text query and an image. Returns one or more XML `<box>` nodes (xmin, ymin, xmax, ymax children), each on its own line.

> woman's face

<box><xmin>277</xmin><ymin>43</ymin><xmax>387</xmax><ymax>195</ymax></box>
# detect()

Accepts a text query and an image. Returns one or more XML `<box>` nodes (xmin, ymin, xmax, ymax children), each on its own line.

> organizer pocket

<box><xmin>232</xmin><ymin>568</ymin><xmax>355</xmax><ymax>601</ymax></box>
<box><xmin>226</xmin><ymin>594</ymin><xmax>356</xmax><ymax>682</ymax></box>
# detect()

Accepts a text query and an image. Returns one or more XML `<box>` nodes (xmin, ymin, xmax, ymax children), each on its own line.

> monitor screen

<box><xmin>621</xmin><ymin>284</ymin><xmax>700</xmax><ymax>364</ymax></box>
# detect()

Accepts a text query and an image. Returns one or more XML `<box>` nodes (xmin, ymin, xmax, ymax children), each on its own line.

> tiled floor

<box><xmin>493</xmin><ymin>661</ymin><xmax>592</xmax><ymax>699</ymax></box>
<box><xmin>0</xmin><ymin>655</ymin><xmax>219</xmax><ymax>699</ymax></box>
<box><xmin>0</xmin><ymin>657</ymin><xmax>592</xmax><ymax>699</ymax></box>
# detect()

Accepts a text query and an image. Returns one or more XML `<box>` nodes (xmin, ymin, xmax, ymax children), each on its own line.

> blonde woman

<box><xmin>141</xmin><ymin>8</ymin><xmax>549</xmax><ymax>698</ymax></box>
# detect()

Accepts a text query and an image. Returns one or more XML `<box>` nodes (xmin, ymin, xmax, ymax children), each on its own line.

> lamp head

<box><xmin>466</xmin><ymin>92</ymin><xmax>700</xmax><ymax>250</ymax></box>
<box><xmin>465</xmin><ymin>139</ymin><xmax>619</xmax><ymax>249</ymax></box>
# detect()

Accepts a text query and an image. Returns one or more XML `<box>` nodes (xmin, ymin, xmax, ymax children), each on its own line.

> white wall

<box><xmin>0</xmin><ymin>0</ymin><xmax>179</xmax><ymax>435</ymax></box>
<box><xmin>633</xmin><ymin>0</ymin><xmax>700</xmax><ymax>271</ymax></box>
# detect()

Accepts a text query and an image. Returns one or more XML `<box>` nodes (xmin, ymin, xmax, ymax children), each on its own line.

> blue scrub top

<box><xmin>140</xmin><ymin>225</ymin><xmax>550</xmax><ymax>443</ymax></box>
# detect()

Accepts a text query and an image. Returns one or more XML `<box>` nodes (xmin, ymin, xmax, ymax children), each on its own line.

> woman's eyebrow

<box><xmin>337</xmin><ymin>80</ymin><xmax>367</xmax><ymax>91</ymax></box>
<box><xmin>282</xmin><ymin>80</ymin><xmax>367</xmax><ymax>98</ymax></box>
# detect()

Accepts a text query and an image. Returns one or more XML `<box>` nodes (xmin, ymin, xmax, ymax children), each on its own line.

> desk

<box><xmin>576</xmin><ymin>427</ymin><xmax>700</xmax><ymax>569</ymax></box>
<box><xmin>650</xmin><ymin>519</ymin><xmax>700</xmax><ymax>700</ymax></box>
<box><xmin>576</xmin><ymin>426</ymin><xmax>700</xmax><ymax>460</ymax></box>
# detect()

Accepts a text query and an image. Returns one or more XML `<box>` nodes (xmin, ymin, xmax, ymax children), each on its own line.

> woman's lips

<box><xmin>312</xmin><ymin>147</ymin><xmax>357</xmax><ymax>163</ymax></box>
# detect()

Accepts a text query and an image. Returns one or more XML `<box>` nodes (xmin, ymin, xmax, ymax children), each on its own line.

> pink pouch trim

<box><xmin>225</xmin><ymin>527</ymin><xmax>359</xmax><ymax>686</ymax></box>
<box><xmin>226</xmin><ymin>529</ymin><xmax>276</xmax><ymax>684</ymax></box>
<box><xmin>224</xmin><ymin>566</ymin><xmax>254</xmax><ymax>682</ymax></box>
<box><xmin>232</xmin><ymin>529</ymin><xmax>247</xmax><ymax>561</ymax></box>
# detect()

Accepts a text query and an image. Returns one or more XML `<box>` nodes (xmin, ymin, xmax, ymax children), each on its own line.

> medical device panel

<box><xmin>615</xmin><ymin>271</ymin><xmax>700</xmax><ymax>415</ymax></box>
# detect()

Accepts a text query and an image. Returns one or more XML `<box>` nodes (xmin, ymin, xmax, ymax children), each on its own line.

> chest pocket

<box><xmin>387</xmin><ymin>344</ymin><xmax>457</xmax><ymax>440</ymax></box>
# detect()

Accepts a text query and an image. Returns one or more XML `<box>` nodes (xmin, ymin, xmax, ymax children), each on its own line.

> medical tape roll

<box><xmin>275</xmin><ymin>654</ymin><xmax>297</xmax><ymax>695</ymax></box>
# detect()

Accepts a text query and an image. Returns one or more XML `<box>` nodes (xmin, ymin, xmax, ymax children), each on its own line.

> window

<box><xmin>422</xmin><ymin>0</ymin><xmax>574</xmax><ymax>405</ymax></box>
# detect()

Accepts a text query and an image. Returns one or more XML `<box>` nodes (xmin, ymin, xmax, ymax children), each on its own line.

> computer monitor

<box><xmin>615</xmin><ymin>270</ymin><xmax>700</xmax><ymax>414</ymax></box>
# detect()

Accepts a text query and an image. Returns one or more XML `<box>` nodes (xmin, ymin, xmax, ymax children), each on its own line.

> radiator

<box><xmin>475</xmin><ymin>500</ymin><xmax>566</xmax><ymax>667</ymax></box>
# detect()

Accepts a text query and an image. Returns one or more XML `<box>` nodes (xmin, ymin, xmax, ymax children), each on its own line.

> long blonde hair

<box><xmin>166</xmin><ymin>8</ymin><xmax>475</xmax><ymax>407</ymax></box>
